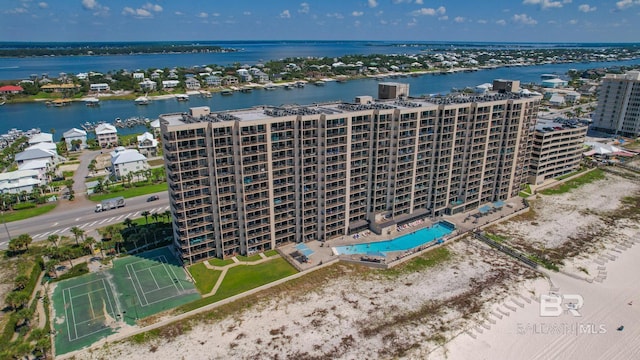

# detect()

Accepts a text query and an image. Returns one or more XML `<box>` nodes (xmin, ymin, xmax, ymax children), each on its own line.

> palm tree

<box><xmin>83</xmin><ymin>236</ymin><xmax>97</xmax><ymax>255</ymax></box>
<box><xmin>163</xmin><ymin>210</ymin><xmax>172</xmax><ymax>223</ymax></box>
<box><xmin>141</xmin><ymin>210</ymin><xmax>151</xmax><ymax>225</ymax></box>
<box><xmin>152</xmin><ymin>212</ymin><xmax>160</xmax><ymax>224</ymax></box>
<box><xmin>14</xmin><ymin>275</ymin><xmax>29</xmax><ymax>290</ymax></box>
<box><xmin>123</xmin><ymin>217</ymin><xmax>133</xmax><ymax>229</ymax></box>
<box><xmin>17</xmin><ymin>233</ymin><xmax>32</xmax><ymax>251</ymax></box>
<box><xmin>45</xmin><ymin>259</ymin><xmax>59</xmax><ymax>278</ymax></box>
<box><xmin>70</xmin><ymin>226</ymin><xmax>85</xmax><ymax>246</ymax></box>
<box><xmin>113</xmin><ymin>232</ymin><xmax>124</xmax><ymax>255</ymax></box>
<box><xmin>47</xmin><ymin>234</ymin><xmax>59</xmax><ymax>248</ymax></box>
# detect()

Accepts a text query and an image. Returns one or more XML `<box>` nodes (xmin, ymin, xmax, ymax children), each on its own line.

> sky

<box><xmin>0</xmin><ymin>0</ymin><xmax>638</xmax><ymax>43</ymax></box>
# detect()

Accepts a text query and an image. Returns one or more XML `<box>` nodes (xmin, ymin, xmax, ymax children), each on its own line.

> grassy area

<box><xmin>264</xmin><ymin>250</ymin><xmax>278</xmax><ymax>257</ymax></box>
<box><xmin>485</xmin><ymin>233</ymin><xmax>508</xmax><ymax>244</ymax></box>
<box><xmin>384</xmin><ymin>247</ymin><xmax>451</xmax><ymax>277</ymax></box>
<box><xmin>178</xmin><ymin>257</ymin><xmax>298</xmax><ymax>312</ymax></box>
<box><xmin>188</xmin><ymin>263</ymin><xmax>222</xmax><ymax>294</ymax></box>
<box><xmin>2</xmin><ymin>203</ymin><xmax>56</xmax><ymax>223</ymax></box>
<box><xmin>236</xmin><ymin>254</ymin><xmax>263</xmax><ymax>262</ymax></box>
<box><xmin>539</xmin><ymin>169</ymin><xmax>605</xmax><ymax>195</ymax></box>
<box><xmin>555</xmin><ymin>166</ymin><xmax>588</xmax><ymax>180</ymax></box>
<box><xmin>148</xmin><ymin>159</ymin><xmax>165</xmax><ymax>167</ymax></box>
<box><xmin>208</xmin><ymin>258</ymin><xmax>234</xmax><ymax>267</ymax></box>
<box><xmin>89</xmin><ymin>183</ymin><xmax>167</xmax><ymax>201</ymax></box>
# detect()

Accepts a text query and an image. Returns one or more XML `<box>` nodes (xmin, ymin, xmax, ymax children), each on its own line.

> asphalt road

<box><xmin>0</xmin><ymin>191</ymin><xmax>170</xmax><ymax>249</ymax></box>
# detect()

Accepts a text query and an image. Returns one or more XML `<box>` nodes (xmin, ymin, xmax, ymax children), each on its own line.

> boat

<box><xmin>46</xmin><ymin>98</ymin><xmax>72</xmax><ymax>107</ymax></box>
<box><xmin>220</xmin><ymin>89</ymin><xmax>233</xmax><ymax>96</ymax></box>
<box><xmin>84</xmin><ymin>97</ymin><xmax>100</xmax><ymax>107</ymax></box>
<box><xmin>314</xmin><ymin>80</ymin><xmax>325</xmax><ymax>86</ymax></box>
<box><xmin>0</xmin><ymin>101</ymin><xmax>5</xmax><ymax>106</ymax></box>
<box><xmin>240</xmin><ymin>87</ymin><xmax>253</xmax><ymax>93</ymax></box>
<box><xmin>175</xmin><ymin>94</ymin><xmax>189</xmax><ymax>101</ymax></box>
<box><xmin>200</xmin><ymin>90</ymin><xmax>212</xmax><ymax>98</ymax></box>
<box><xmin>264</xmin><ymin>84</ymin><xmax>277</xmax><ymax>90</ymax></box>
<box><xmin>295</xmin><ymin>81</ymin><xmax>305</xmax><ymax>88</ymax></box>
<box><xmin>284</xmin><ymin>84</ymin><xmax>293</xmax><ymax>90</ymax></box>
<box><xmin>135</xmin><ymin>96</ymin><xmax>150</xmax><ymax>105</ymax></box>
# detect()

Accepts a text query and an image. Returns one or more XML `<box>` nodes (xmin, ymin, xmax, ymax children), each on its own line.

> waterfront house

<box><xmin>542</xmin><ymin>78</ymin><xmax>568</xmax><ymax>88</ymax></box>
<box><xmin>149</xmin><ymin>119</ymin><xmax>161</xmax><ymax>136</ymax></box>
<box><xmin>222</xmin><ymin>76</ymin><xmax>239</xmax><ymax>86</ymax></box>
<box><xmin>95</xmin><ymin>123</ymin><xmax>118</xmax><ymax>148</ymax></box>
<box><xmin>63</xmin><ymin>128</ymin><xmax>88</xmax><ymax>150</ymax></box>
<box><xmin>89</xmin><ymin>83</ymin><xmax>110</xmax><ymax>92</ymax></box>
<box><xmin>150</xmin><ymin>72</ymin><xmax>161</xmax><ymax>80</ymax></box>
<box><xmin>76</xmin><ymin>73</ymin><xmax>88</xmax><ymax>80</ymax></box>
<box><xmin>133</xmin><ymin>72</ymin><xmax>145</xmax><ymax>79</ymax></box>
<box><xmin>0</xmin><ymin>170</ymin><xmax>42</xmax><ymax>194</ymax></box>
<box><xmin>205</xmin><ymin>75</ymin><xmax>221</xmax><ymax>87</ymax></box>
<box><xmin>236</xmin><ymin>69</ymin><xmax>252</xmax><ymax>82</ymax></box>
<box><xmin>185</xmin><ymin>78</ymin><xmax>201</xmax><ymax>90</ymax></box>
<box><xmin>18</xmin><ymin>159</ymin><xmax>52</xmax><ymax>183</ymax></box>
<box><xmin>110</xmin><ymin>147</ymin><xmax>150</xmax><ymax>180</ymax></box>
<box><xmin>162</xmin><ymin>80</ymin><xmax>180</xmax><ymax>89</ymax></box>
<box><xmin>40</xmin><ymin>83</ymin><xmax>81</xmax><ymax>93</ymax></box>
<box><xmin>28</xmin><ymin>132</ymin><xmax>54</xmax><ymax>146</ymax></box>
<box><xmin>0</xmin><ymin>85</ymin><xmax>24</xmax><ymax>94</ymax></box>
<box><xmin>549</xmin><ymin>93</ymin><xmax>566</xmax><ymax>107</ymax></box>
<box><xmin>139</xmin><ymin>79</ymin><xmax>157</xmax><ymax>91</ymax></box>
<box><xmin>136</xmin><ymin>132</ymin><xmax>158</xmax><ymax>157</ymax></box>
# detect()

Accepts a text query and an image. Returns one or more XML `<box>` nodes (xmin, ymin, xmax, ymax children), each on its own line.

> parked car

<box><xmin>147</xmin><ymin>195</ymin><xmax>159</xmax><ymax>202</ymax></box>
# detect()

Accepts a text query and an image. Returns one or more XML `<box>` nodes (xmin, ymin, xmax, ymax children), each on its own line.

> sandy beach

<box><xmin>62</xmin><ymin>168</ymin><xmax>640</xmax><ymax>360</ymax></box>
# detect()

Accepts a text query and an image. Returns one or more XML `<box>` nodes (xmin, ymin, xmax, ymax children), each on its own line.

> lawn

<box><xmin>178</xmin><ymin>257</ymin><xmax>298</xmax><ymax>312</ymax></box>
<box><xmin>2</xmin><ymin>203</ymin><xmax>57</xmax><ymax>223</ymax></box>
<box><xmin>89</xmin><ymin>183</ymin><xmax>168</xmax><ymax>201</ymax></box>
<box><xmin>236</xmin><ymin>254</ymin><xmax>262</xmax><ymax>262</ymax></box>
<box><xmin>540</xmin><ymin>169</ymin><xmax>605</xmax><ymax>195</ymax></box>
<box><xmin>264</xmin><ymin>250</ymin><xmax>279</xmax><ymax>257</ymax></box>
<box><xmin>188</xmin><ymin>263</ymin><xmax>222</xmax><ymax>294</ymax></box>
<box><xmin>208</xmin><ymin>258</ymin><xmax>234</xmax><ymax>267</ymax></box>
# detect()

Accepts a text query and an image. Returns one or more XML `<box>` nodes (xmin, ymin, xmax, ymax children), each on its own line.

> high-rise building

<box><xmin>528</xmin><ymin>119</ymin><xmax>588</xmax><ymax>185</ymax></box>
<box><xmin>592</xmin><ymin>70</ymin><xmax>640</xmax><ymax>137</ymax></box>
<box><xmin>160</xmin><ymin>86</ymin><xmax>541</xmax><ymax>264</ymax></box>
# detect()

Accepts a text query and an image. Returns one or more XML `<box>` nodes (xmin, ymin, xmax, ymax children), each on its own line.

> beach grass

<box><xmin>539</xmin><ymin>169</ymin><xmax>605</xmax><ymax>195</ymax></box>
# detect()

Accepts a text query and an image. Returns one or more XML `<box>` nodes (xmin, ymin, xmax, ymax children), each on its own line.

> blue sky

<box><xmin>1</xmin><ymin>0</ymin><xmax>638</xmax><ymax>43</ymax></box>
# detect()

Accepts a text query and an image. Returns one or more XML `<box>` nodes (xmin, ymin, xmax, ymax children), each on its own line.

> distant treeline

<box><xmin>0</xmin><ymin>43</ymin><xmax>236</xmax><ymax>57</ymax></box>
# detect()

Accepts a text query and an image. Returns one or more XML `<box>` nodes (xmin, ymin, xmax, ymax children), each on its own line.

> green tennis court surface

<box><xmin>52</xmin><ymin>247</ymin><xmax>200</xmax><ymax>356</ymax></box>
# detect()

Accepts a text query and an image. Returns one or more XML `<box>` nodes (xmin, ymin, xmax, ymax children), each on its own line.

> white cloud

<box><xmin>615</xmin><ymin>0</ymin><xmax>640</xmax><ymax>9</ymax></box>
<box><xmin>454</xmin><ymin>16</ymin><xmax>465</xmax><ymax>23</ymax></box>
<box><xmin>477</xmin><ymin>19</ymin><xmax>487</xmax><ymax>24</ymax></box>
<box><xmin>243</xmin><ymin>11</ymin><xmax>251</xmax><ymax>16</ymax></box>
<box><xmin>280</xmin><ymin>9</ymin><xmax>291</xmax><ymax>18</ymax></box>
<box><xmin>4</xmin><ymin>7</ymin><xmax>28</xmax><ymax>14</ymax></box>
<box><xmin>81</xmin><ymin>0</ymin><xmax>109</xmax><ymax>16</ymax></box>
<box><xmin>211</xmin><ymin>13</ymin><xmax>220</xmax><ymax>17</ymax></box>
<box><xmin>496</xmin><ymin>19</ymin><xmax>507</xmax><ymax>25</ymax></box>
<box><xmin>407</xmin><ymin>18</ymin><xmax>417</xmax><ymax>26</ymax></box>
<box><xmin>368</xmin><ymin>0</ymin><xmax>378</xmax><ymax>7</ymax></box>
<box><xmin>142</xmin><ymin>3</ymin><xmax>162</xmax><ymax>12</ymax></box>
<box><xmin>122</xmin><ymin>7</ymin><xmax>153</xmax><ymax>18</ymax></box>
<box><xmin>410</xmin><ymin>6</ymin><xmax>446</xmax><ymax>16</ymax></box>
<box><xmin>512</xmin><ymin>13</ymin><xmax>537</xmax><ymax>24</ymax></box>
<box><xmin>415</xmin><ymin>0</ymin><xmax>424</xmax><ymax>4</ymax></box>
<box><xmin>299</xmin><ymin>2</ymin><xmax>310</xmax><ymax>14</ymax></box>
<box><xmin>352</xmin><ymin>11</ymin><xmax>364</xmax><ymax>16</ymax></box>
<box><xmin>175</xmin><ymin>11</ymin><xmax>183</xmax><ymax>15</ymax></box>
<box><xmin>326</xmin><ymin>12</ymin><xmax>344</xmax><ymax>19</ymax></box>
<box><xmin>438</xmin><ymin>15</ymin><xmax>448</xmax><ymax>20</ymax></box>
<box><xmin>196</xmin><ymin>12</ymin><xmax>208</xmax><ymax>18</ymax></box>
<box><xmin>354</xmin><ymin>20</ymin><xmax>361</xmax><ymax>26</ymax></box>
<box><xmin>578</xmin><ymin>4</ymin><xmax>596</xmax><ymax>12</ymax></box>
<box><xmin>523</xmin><ymin>0</ymin><xmax>563</xmax><ymax>9</ymax></box>
<box><xmin>38</xmin><ymin>2</ymin><xmax>48</xmax><ymax>8</ymax></box>
<box><xmin>568</xmin><ymin>19</ymin><xmax>578</xmax><ymax>24</ymax></box>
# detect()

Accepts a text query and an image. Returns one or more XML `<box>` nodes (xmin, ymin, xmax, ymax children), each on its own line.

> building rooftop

<box><xmin>162</xmin><ymin>91</ymin><xmax>542</xmax><ymax>127</ymax></box>
<box><xmin>535</xmin><ymin>118</ymin><xmax>589</xmax><ymax>133</ymax></box>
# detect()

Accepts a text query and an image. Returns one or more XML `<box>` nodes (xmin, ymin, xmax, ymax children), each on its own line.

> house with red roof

<box><xmin>0</xmin><ymin>85</ymin><xmax>23</xmax><ymax>94</ymax></box>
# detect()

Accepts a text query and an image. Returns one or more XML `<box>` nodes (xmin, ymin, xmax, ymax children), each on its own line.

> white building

<box><xmin>18</xmin><ymin>159</ymin><xmax>52</xmax><ymax>183</ymax></box>
<box><xmin>185</xmin><ymin>78</ymin><xmax>201</xmax><ymax>90</ymax></box>
<box><xmin>136</xmin><ymin>132</ymin><xmax>158</xmax><ymax>157</ymax></box>
<box><xmin>90</xmin><ymin>83</ymin><xmax>111</xmax><ymax>92</ymax></box>
<box><xmin>63</xmin><ymin>128</ymin><xmax>88</xmax><ymax>150</ymax></box>
<box><xmin>542</xmin><ymin>78</ymin><xmax>568</xmax><ymax>88</ymax></box>
<box><xmin>162</xmin><ymin>80</ymin><xmax>180</xmax><ymax>89</ymax></box>
<box><xmin>110</xmin><ymin>147</ymin><xmax>150</xmax><ymax>180</ymax></box>
<box><xmin>95</xmin><ymin>123</ymin><xmax>118</xmax><ymax>148</ymax></box>
<box><xmin>15</xmin><ymin>148</ymin><xmax>58</xmax><ymax>166</ymax></box>
<box><xmin>28</xmin><ymin>132</ymin><xmax>53</xmax><ymax>146</ymax></box>
<box><xmin>0</xmin><ymin>170</ymin><xmax>42</xmax><ymax>194</ymax></box>
<box><xmin>139</xmin><ymin>79</ymin><xmax>157</xmax><ymax>91</ymax></box>
<box><xmin>592</xmin><ymin>70</ymin><xmax>640</xmax><ymax>137</ymax></box>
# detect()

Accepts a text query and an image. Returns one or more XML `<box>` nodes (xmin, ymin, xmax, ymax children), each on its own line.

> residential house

<box><xmin>150</xmin><ymin>72</ymin><xmax>161</xmax><ymax>80</ymax></box>
<box><xmin>222</xmin><ymin>76</ymin><xmax>239</xmax><ymax>86</ymax></box>
<box><xmin>63</xmin><ymin>128</ymin><xmax>88</xmax><ymax>150</ymax></box>
<box><xmin>250</xmin><ymin>69</ymin><xmax>269</xmax><ymax>83</ymax></box>
<box><xmin>564</xmin><ymin>91</ymin><xmax>581</xmax><ymax>104</ymax></box>
<box><xmin>28</xmin><ymin>132</ymin><xmax>54</xmax><ymax>146</ymax></box>
<box><xmin>149</xmin><ymin>119</ymin><xmax>161</xmax><ymax>136</ymax></box>
<box><xmin>95</xmin><ymin>123</ymin><xmax>118</xmax><ymax>148</ymax></box>
<box><xmin>0</xmin><ymin>85</ymin><xmax>24</xmax><ymax>94</ymax></box>
<box><xmin>136</xmin><ymin>132</ymin><xmax>158</xmax><ymax>157</ymax></box>
<box><xmin>549</xmin><ymin>93</ymin><xmax>566</xmax><ymax>107</ymax></box>
<box><xmin>162</xmin><ymin>80</ymin><xmax>180</xmax><ymax>89</ymax></box>
<box><xmin>133</xmin><ymin>72</ymin><xmax>145</xmax><ymax>80</ymax></box>
<box><xmin>139</xmin><ymin>79</ymin><xmax>157</xmax><ymax>91</ymax></box>
<box><xmin>236</xmin><ymin>69</ymin><xmax>252</xmax><ymax>82</ymax></box>
<box><xmin>185</xmin><ymin>78</ymin><xmax>201</xmax><ymax>90</ymax></box>
<box><xmin>40</xmin><ymin>84</ymin><xmax>81</xmax><ymax>93</ymax></box>
<box><xmin>18</xmin><ymin>159</ymin><xmax>52</xmax><ymax>183</ymax></box>
<box><xmin>542</xmin><ymin>78</ymin><xmax>568</xmax><ymax>88</ymax></box>
<box><xmin>0</xmin><ymin>170</ymin><xmax>42</xmax><ymax>194</ymax></box>
<box><xmin>15</xmin><ymin>148</ymin><xmax>58</xmax><ymax>166</ymax></box>
<box><xmin>110</xmin><ymin>147</ymin><xmax>150</xmax><ymax>180</ymax></box>
<box><xmin>205</xmin><ymin>75</ymin><xmax>221</xmax><ymax>87</ymax></box>
<box><xmin>76</xmin><ymin>73</ymin><xmax>88</xmax><ymax>80</ymax></box>
<box><xmin>90</xmin><ymin>83</ymin><xmax>110</xmax><ymax>92</ymax></box>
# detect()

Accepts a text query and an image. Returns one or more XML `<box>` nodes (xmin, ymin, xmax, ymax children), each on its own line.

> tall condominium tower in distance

<box><xmin>592</xmin><ymin>70</ymin><xmax>640</xmax><ymax>137</ymax></box>
<box><xmin>160</xmin><ymin>81</ymin><xmax>541</xmax><ymax>264</ymax></box>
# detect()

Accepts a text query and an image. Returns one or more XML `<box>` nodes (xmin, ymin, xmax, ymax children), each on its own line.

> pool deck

<box><xmin>279</xmin><ymin>196</ymin><xmax>529</xmax><ymax>270</ymax></box>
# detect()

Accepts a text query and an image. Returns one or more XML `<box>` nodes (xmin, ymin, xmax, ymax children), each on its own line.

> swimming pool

<box><xmin>333</xmin><ymin>222</ymin><xmax>454</xmax><ymax>256</ymax></box>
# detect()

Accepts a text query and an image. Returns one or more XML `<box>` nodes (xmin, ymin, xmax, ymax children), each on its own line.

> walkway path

<box><xmin>201</xmin><ymin>253</ymin><xmax>275</xmax><ymax>297</ymax></box>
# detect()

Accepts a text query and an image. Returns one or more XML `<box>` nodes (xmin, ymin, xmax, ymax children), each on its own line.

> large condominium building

<box><xmin>160</xmin><ymin>85</ymin><xmax>541</xmax><ymax>264</ymax></box>
<box><xmin>592</xmin><ymin>70</ymin><xmax>640</xmax><ymax>137</ymax></box>
<box><xmin>528</xmin><ymin>119</ymin><xmax>588</xmax><ymax>185</ymax></box>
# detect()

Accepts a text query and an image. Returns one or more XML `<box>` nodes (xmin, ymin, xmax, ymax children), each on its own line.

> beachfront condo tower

<box><xmin>592</xmin><ymin>70</ymin><xmax>640</xmax><ymax>137</ymax></box>
<box><xmin>160</xmin><ymin>82</ymin><xmax>541</xmax><ymax>264</ymax></box>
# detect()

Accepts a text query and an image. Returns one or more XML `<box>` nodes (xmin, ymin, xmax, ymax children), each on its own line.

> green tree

<box><xmin>47</xmin><ymin>234</ymin><xmax>59</xmax><ymax>248</ymax></box>
<box><xmin>5</xmin><ymin>291</ymin><xmax>29</xmax><ymax>310</ymax></box>
<box><xmin>141</xmin><ymin>210</ymin><xmax>151</xmax><ymax>225</ymax></box>
<box><xmin>17</xmin><ymin>233</ymin><xmax>32</xmax><ymax>250</ymax></box>
<box><xmin>123</xmin><ymin>217</ymin><xmax>133</xmax><ymax>229</ymax></box>
<box><xmin>70</xmin><ymin>226</ymin><xmax>85</xmax><ymax>246</ymax></box>
<box><xmin>14</xmin><ymin>274</ymin><xmax>29</xmax><ymax>290</ymax></box>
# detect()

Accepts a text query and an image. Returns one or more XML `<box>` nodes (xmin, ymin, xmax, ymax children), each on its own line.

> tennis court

<box><xmin>52</xmin><ymin>247</ymin><xmax>201</xmax><ymax>356</ymax></box>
